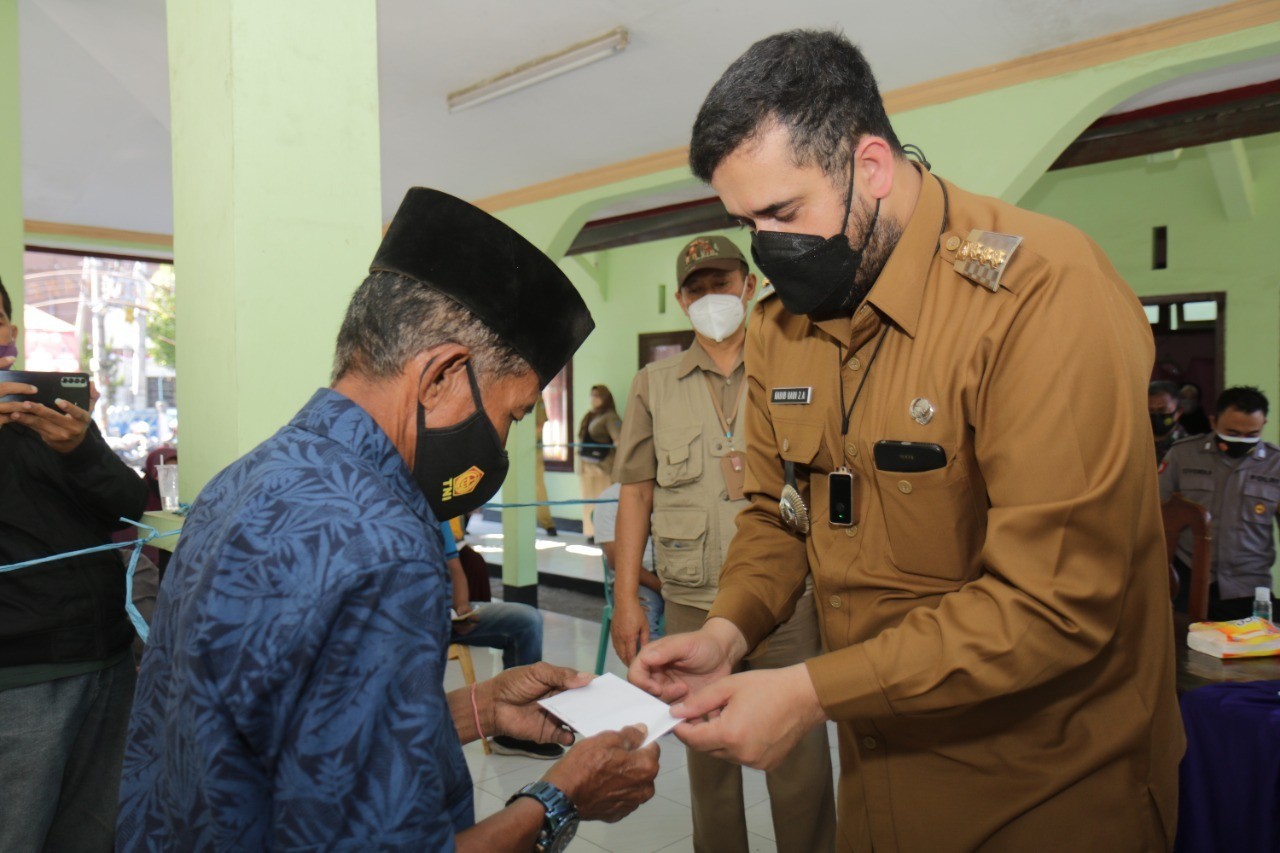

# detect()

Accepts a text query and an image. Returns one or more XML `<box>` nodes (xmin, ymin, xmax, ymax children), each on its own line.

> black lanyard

<box><xmin>838</xmin><ymin>326</ymin><xmax>891</xmax><ymax>437</ymax></box>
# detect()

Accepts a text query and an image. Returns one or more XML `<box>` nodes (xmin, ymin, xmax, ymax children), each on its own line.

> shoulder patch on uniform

<box><xmin>954</xmin><ymin>229</ymin><xmax>1023</xmax><ymax>292</ymax></box>
<box><xmin>1158</xmin><ymin>459</ymin><xmax>1169</xmax><ymax>475</ymax></box>
<box><xmin>757</xmin><ymin>281</ymin><xmax>778</xmax><ymax>301</ymax></box>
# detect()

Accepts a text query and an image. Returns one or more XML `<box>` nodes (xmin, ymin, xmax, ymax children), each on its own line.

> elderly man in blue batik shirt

<box><xmin>118</xmin><ymin>189</ymin><xmax>659</xmax><ymax>852</ymax></box>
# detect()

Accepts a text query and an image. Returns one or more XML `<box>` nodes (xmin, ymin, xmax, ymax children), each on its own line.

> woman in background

<box><xmin>577</xmin><ymin>385</ymin><xmax>620</xmax><ymax>542</ymax></box>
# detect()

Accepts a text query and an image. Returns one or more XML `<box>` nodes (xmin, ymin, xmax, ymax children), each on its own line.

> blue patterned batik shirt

<box><xmin>118</xmin><ymin>389</ymin><xmax>473</xmax><ymax>851</ymax></box>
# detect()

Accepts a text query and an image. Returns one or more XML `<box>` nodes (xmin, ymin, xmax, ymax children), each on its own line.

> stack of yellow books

<box><xmin>1187</xmin><ymin>617</ymin><xmax>1280</xmax><ymax>659</ymax></box>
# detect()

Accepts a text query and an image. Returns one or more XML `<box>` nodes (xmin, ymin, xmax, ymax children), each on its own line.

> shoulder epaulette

<box><xmin>954</xmin><ymin>229</ymin><xmax>1023</xmax><ymax>292</ymax></box>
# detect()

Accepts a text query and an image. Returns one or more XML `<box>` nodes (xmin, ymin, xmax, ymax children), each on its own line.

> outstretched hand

<box><xmin>483</xmin><ymin>662</ymin><xmax>593</xmax><ymax>746</ymax></box>
<box><xmin>671</xmin><ymin>664</ymin><xmax>827</xmax><ymax>771</ymax></box>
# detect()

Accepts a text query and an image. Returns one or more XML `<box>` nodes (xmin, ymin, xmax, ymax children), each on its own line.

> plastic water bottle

<box><xmin>1253</xmin><ymin>587</ymin><xmax>1273</xmax><ymax>623</ymax></box>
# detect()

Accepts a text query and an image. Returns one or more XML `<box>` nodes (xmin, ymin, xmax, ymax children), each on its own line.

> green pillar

<box><xmin>499</xmin><ymin>417</ymin><xmax>541</xmax><ymax>605</ymax></box>
<box><xmin>0</xmin><ymin>0</ymin><xmax>23</xmax><ymax>351</ymax></box>
<box><xmin>165</xmin><ymin>0</ymin><xmax>382</xmax><ymax>497</ymax></box>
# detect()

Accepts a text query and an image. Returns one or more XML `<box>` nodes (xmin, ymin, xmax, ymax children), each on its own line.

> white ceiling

<box><xmin>16</xmin><ymin>0</ymin><xmax>1255</xmax><ymax>236</ymax></box>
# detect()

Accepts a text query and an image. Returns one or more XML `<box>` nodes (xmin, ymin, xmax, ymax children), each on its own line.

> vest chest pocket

<box><xmin>655</xmin><ymin>425</ymin><xmax>703</xmax><ymax>488</ymax></box>
<box><xmin>652</xmin><ymin>507</ymin><xmax>710</xmax><ymax>588</ymax></box>
<box><xmin>873</xmin><ymin>461</ymin><xmax>982</xmax><ymax>582</ymax></box>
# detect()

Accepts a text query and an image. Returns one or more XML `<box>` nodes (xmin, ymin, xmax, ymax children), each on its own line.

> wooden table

<box><xmin>1173</xmin><ymin>613</ymin><xmax>1280</xmax><ymax>694</ymax></box>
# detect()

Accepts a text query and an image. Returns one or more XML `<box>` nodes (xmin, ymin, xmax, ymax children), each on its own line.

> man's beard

<box><xmin>847</xmin><ymin>198</ymin><xmax>903</xmax><ymax>307</ymax></box>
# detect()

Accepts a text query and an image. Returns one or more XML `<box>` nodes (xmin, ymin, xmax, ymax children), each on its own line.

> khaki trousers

<box><xmin>664</xmin><ymin>593</ymin><xmax>836</xmax><ymax>853</ymax></box>
<box><xmin>534</xmin><ymin>453</ymin><xmax>554</xmax><ymax>530</ymax></box>
<box><xmin>578</xmin><ymin>461</ymin><xmax>611</xmax><ymax>538</ymax></box>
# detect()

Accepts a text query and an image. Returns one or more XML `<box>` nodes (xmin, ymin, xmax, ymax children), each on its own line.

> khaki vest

<box><xmin>646</xmin><ymin>352</ymin><xmax>748</xmax><ymax>610</ymax></box>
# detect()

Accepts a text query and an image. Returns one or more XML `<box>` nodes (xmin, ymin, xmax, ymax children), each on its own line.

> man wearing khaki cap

<box><xmin>611</xmin><ymin>235</ymin><xmax>835</xmax><ymax>852</ymax></box>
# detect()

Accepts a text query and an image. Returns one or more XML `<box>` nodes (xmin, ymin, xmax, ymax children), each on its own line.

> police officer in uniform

<box><xmin>612</xmin><ymin>236</ymin><xmax>836</xmax><ymax>853</ymax></box>
<box><xmin>1160</xmin><ymin>385</ymin><xmax>1279</xmax><ymax>620</ymax></box>
<box><xmin>631</xmin><ymin>31</ymin><xmax>1182</xmax><ymax>852</ymax></box>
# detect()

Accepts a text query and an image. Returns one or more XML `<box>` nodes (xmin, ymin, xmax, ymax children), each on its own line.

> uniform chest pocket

<box><xmin>774</xmin><ymin>418</ymin><xmax>823</xmax><ymax>467</ymax></box>
<box><xmin>655</xmin><ymin>425</ymin><xmax>703</xmax><ymax>488</ymax></box>
<box><xmin>1178</xmin><ymin>473</ymin><xmax>1214</xmax><ymax>506</ymax></box>
<box><xmin>652</xmin><ymin>507</ymin><xmax>710</xmax><ymax>588</ymax></box>
<box><xmin>873</xmin><ymin>460</ymin><xmax>982</xmax><ymax>582</ymax></box>
<box><xmin>1242</xmin><ymin>484</ymin><xmax>1279</xmax><ymax>526</ymax></box>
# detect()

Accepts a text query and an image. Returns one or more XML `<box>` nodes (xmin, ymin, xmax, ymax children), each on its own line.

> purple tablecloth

<box><xmin>1176</xmin><ymin>679</ymin><xmax>1280</xmax><ymax>852</ymax></box>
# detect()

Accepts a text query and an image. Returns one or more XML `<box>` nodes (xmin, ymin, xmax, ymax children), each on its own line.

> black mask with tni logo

<box><xmin>412</xmin><ymin>361</ymin><xmax>510</xmax><ymax>520</ymax></box>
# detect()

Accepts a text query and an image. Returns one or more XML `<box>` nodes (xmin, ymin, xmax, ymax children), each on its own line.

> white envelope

<box><xmin>538</xmin><ymin>673</ymin><xmax>680</xmax><ymax>747</ymax></box>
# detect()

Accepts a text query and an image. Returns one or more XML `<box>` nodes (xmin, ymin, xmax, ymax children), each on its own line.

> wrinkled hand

<box><xmin>0</xmin><ymin>379</ymin><xmax>92</xmax><ymax>454</ymax></box>
<box><xmin>482</xmin><ymin>663</ymin><xmax>593</xmax><ymax>746</ymax></box>
<box><xmin>610</xmin><ymin>599</ymin><xmax>650</xmax><ymax>666</ymax></box>
<box><xmin>451</xmin><ymin>608</ymin><xmax>480</xmax><ymax>637</ymax></box>
<box><xmin>672</xmin><ymin>665</ymin><xmax>827</xmax><ymax>771</ymax></box>
<box><xmin>628</xmin><ymin>619</ymin><xmax>743</xmax><ymax>704</ymax></box>
<box><xmin>543</xmin><ymin>725</ymin><xmax>660</xmax><ymax>823</ymax></box>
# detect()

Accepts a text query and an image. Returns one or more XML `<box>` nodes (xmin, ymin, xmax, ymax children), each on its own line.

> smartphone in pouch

<box><xmin>0</xmin><ymin>370</ymin><xmax>91</xmax><ymax>412</ymax></box>
<box><xmin>829</xmin><ymin>467</ymin><xmax>855</xmax><ymax>527</ymax></box>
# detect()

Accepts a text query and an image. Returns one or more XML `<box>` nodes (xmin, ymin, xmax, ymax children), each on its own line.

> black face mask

<box><xmin>1216</xmin><ymin>434</ymin><xmax>1260</xmax><ymax>459</ymax></box>
<box><xmin>412</xmin><ymin>361</ymin><xmax>509</xmax><ymax>520</ymax></box>
<box><xmin>1149</xmin><ymin>412</ymin><xmax>1177</xmax><ymax>436</ymax></box>
<box><xmin>750</xmin><ymin>157</ymin><xmax>880</xmax><ymax>319</ymax></box>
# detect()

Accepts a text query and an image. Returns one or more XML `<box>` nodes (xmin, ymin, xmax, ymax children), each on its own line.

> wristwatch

<box><xmin>507</xmin><ymin>780</ymin><xmax>579</xmax><ymax>852</ymax></box>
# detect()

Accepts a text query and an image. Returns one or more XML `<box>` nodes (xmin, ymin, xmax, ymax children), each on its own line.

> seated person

<box><xmin>592</xmin><ymin>482</ymin><xmax>663</xmax><ymax>640</ymax></box>
<box><xmin>441</xmin><ymin>521</ymin><xmax>563</xmax><ymax>758</ymax></box>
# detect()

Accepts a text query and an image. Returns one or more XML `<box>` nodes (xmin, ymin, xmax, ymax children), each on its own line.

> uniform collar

<box><xmin>1199</xmin><ymin>435</ymin><xmax>1269</xmax><ymax>462</ymax></box>
<box><xmin>811</xmin><ymin>165</ymin><xmax>944</xmax><ymax>345</ymax></box>
<box><xmin>677</xmin><ymin>336</ymin><xmax>744</xmax><ymax>379</ymax></box>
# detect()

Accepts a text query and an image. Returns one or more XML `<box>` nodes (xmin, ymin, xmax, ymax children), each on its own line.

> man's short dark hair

<box><xmin>1148</xmin><ymin>380</ymin><xmax>1180</xmax><ymax>399</ymax></box>
<box><xmin>331</xmin><ymin>271</ymin><xmax>530</xmax><ymax>382</ymax></box>
<box><xmin>1216</xmin><ymin>385</ymin><xmax>1269</xmax><ymax>417</ymax></box>
<box><xmin>0</xmin><ymin>275</ymin><xmax>10</xmax><ymax>320</ymax></box>
<box><xmin>689</xmin><ymin>29</ymin><xmax>902</xmax><ymax>183</ymax></box>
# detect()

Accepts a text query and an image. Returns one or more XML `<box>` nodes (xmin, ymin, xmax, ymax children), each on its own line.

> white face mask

<box><xmin>687</xmin><ymin>283</ymin><xmax>747</xmax><ymax>343</ymax></box>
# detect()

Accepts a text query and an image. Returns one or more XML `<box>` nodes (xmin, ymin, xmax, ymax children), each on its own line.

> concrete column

<box><xmin>165</xmin><ymin>0</ymin><xmax>382</xmax><ymax>496</ymax></box>
<box><xmin>0</xmin><ymin>0</ymin><xmax>23</xmax><ymax>350</ymax></box>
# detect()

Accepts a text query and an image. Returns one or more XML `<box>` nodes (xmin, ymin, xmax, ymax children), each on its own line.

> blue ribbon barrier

<box><xmin>0</xmin><ymin>516</ymin><xmax>182</xmax><ymax>645</ymax></box>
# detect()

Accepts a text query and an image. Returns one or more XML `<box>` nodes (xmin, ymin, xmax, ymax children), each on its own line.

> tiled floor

<box><xmin>445</xmin><ymin>605</ymin><xmax>842</xmax><ymax>852</ymax></box>
<box><xmin>466</xmin><ymin>517</ymin><xmax>605</xmax><ymax>586</ymax></box>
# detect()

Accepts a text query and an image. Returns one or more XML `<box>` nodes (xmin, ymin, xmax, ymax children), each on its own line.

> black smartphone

<box><xmin>873</xmin><ymin>440</ymin><xmax>947</xmax><ymax>473</ymax></box>
<box><xmin>0</xmin><ymin>370</ymin><xmax>92</xmax><ymax>411</ymax></box>
<box><xmin>829</xmin><ymin>468</ymin><xmax>855</xmax><ymax>527</ymax></box>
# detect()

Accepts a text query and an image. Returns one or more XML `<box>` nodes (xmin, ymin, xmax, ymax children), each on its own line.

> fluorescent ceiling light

<box><xmin>448</xmin><ymin>27</ymin><xmax>629</xmax><ymax>113</ymax></box>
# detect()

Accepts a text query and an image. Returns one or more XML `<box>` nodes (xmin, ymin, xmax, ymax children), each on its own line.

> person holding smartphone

<box><xmin>0</xmin><ymin>276</ymin><xmax>147</xmax><ymax>853</ymax></box>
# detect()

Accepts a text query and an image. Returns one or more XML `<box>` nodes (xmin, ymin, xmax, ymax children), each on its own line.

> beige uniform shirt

<box><xmin>615</xmin><ymin>341</ymin><xmax>747</xmax><ymax>609</ymax></box>
<box><xmin>708</xmin><ymin>171</ymin><xmax>1183</xmax><ymax>851</ymax></box>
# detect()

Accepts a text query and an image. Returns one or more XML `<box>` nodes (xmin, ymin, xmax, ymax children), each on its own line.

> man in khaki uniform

<box><xmin>631</xmin><ymin>31</ymin><xmax>1182</xmax><ymax>851</ymax></box>
<box><xmin>612</xmin><ymin>236</ymin><xmax>835</xmax><ymax>852</ymax></box>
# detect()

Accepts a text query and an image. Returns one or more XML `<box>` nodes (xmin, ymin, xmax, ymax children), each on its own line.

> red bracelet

<box><xmin>471</xmin><ymin>683</ymin><xmax>486</xmax><ymax>741</ymax></box>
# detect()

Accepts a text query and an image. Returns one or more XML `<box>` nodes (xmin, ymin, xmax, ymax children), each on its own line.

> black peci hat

<box><xmin>371</xmin><ymin>188</ymin><xmax>594</xmax><ymax>386</ymax></box>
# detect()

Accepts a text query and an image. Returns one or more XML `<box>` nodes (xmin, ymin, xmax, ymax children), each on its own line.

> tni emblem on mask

<box><xmin>443</xmin><ymin>466</ymin><xmax>485</xmax><ymax>501</ymax></box>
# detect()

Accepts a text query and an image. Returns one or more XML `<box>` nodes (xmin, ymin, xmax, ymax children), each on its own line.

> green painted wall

<box><xmin>1022</xmin><ymin>132</ymin><xmax>1280</xmax><ymax>445</ymax></box>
